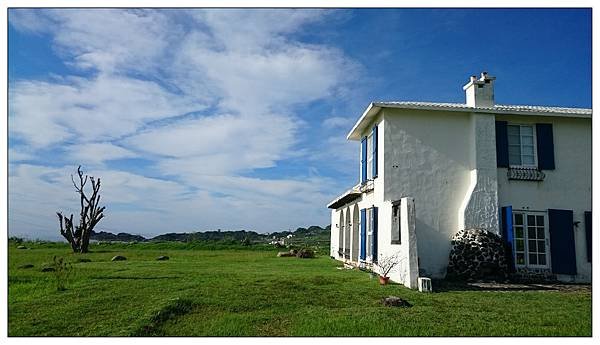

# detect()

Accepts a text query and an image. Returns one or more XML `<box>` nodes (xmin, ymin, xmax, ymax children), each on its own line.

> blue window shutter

<box><xmin>501</xmin><ymin>206</ymin><xmax>515</xmax><ymax>272</ymax></box>
<box><xmin>360</xmin><ymin>209</ymin><xmax>366</xmax><ymax>260</ymax></box>
<box><xmin>372</xmin><ymin>207</ymin><xmax>378</xmax><ymax>263</ymax></box>
<box><xmin>361</xmin><ymin>137</ymin><xmax>367</xmax><ymax>183</ymax></box>
<box><xmin>372</xmin><ymin>125</ymin><xmax>378</xmax><ymax>178</ymax></box>
<box><xmin>536</xmin><ymin>123</ymin><xmax>555</xmax><ymax>170</ymax></box>
<box><xmin>585</xmin><ymin>211</ymin><xmax>592</xmax><ymax>263</ymax></box>
<box><xmin>495</xmin><ymin>121</ymin><xmax>509</xmax><ymax>167</ymax></box>
<box><xmin>548</xmin><ymin>209</ymin><xmax>576</xmax><ymax>275</ymax></box>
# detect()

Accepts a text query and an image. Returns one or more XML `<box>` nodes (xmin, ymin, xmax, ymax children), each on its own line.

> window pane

<box><xmin>536</xmin><ymin>216</ymin><xmax>544</xmax><ymax>226</ymax></box>
<box><xmin>538</xmin><ymin>254</ymin><xmax>546</xmax><ymax>265</ymax></box>
<box><xmin>529</xmin><ymin>253</ymin><xmax>538</xmax><ymax>265</ymax></box>
<box><xmin>538</xmin><ymin>240</ymin><xmax>545</xmax><ymax>253</ymax></box>
<box><xmin>508</xmin><ymin>135</ymin><xmax>521</xmax><ymax>144</ymax></box>
<box><xmin>516</xmin><ymin>253</ymin><xmax>525</xmax><ymax>265</ymax></box>
<box><xmin>521</xmin><ymin>126</ymin><xmax>533</xmax><ymax>135</ymax></box>
<box><xmin>509</xmin><ymin>154</ymin><xmax>521</xmax><ymax>166</ymax></box>
<box><xmin>522</xmin><ymin>136</ymin><xmax>534</xmax><ymax>146</ymax></box>
<box><xmin>507</xmin><ymin>125</ymin><xmax>520</xmax><ymax>136</ymax></box>
<box><xmin>528</xmin><ymin>227</ymin><xmax>536</xmax><ymax>239</ymax></box>
<box><xmin>528</xmin><ymin>240</ymin><xmax>537</xmax><ymax>253</ymax></box>
<box><xmin>515</xmin><ymin>227</ymin><xmax>524</xmax><ymax>239</ymax></box>
<box><xmin>516</xmin><ymin>239</ymin><xmax>524</xmax><ymax>251</ymax></box>
<box><xmin>508</xmin><ymin>145</ymin><xmax>521</xmax><ymax>155</ymax></box>
<box><xmin>522</xmin><ymin>145</ymin><xmax>534</xmax><ymax>155</ymax></box>
<box><xmin>522</xmin><ymin>155</ymin><xmax>535</xmax><ymax>165</ymax></box>
<box><xmin>527</xmin><ymin>215</ymin><xmax>536</xmax><ymax>226</ymax></box>
<box><xmin>537</xmin><ymin>228</ymin><xmax>545</xmax><ymax>239</ymax></box>
<box><xmin>514</xmin><ymin>213</ymin><xmax>524</xmax><ymax>225</ymax></box>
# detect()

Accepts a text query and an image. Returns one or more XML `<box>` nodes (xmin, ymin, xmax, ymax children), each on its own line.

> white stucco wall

<box><xmin>373</xmin><ymin>197</ymin><xmax>419</xmax><ymax>288</ymax></box>
<box><xmin>496</xmin><ymin>114</ymin><xmax>592</xmax><ymax>282</ymax></box>
<box><xmin>382</xmin><ymin>108</ymin><xmax>473</xmax><ymax>278</ymax></box>
<box><xmin>458</xmin><ymin>113</ymin><xmax>499</xmax><ymax>233</ymax></box>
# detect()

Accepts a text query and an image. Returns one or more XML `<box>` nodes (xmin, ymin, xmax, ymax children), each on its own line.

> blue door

<box><xmin>360</xmin><ymin>209</ymin><xmax>366</xmax><ymax>260</ymax></box>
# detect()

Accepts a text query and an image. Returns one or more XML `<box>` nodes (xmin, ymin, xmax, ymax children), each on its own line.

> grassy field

<box><xmin>8</xmin><ymin>241</ymin><xmax>592</xmax><ymax>336</ymax></box>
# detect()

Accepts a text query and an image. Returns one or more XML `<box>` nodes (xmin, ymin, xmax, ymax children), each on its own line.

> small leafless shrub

<box><xmin>50</xmin><ymin>256</ymin><xmax>73</xmax><ymax>291</ymax></box>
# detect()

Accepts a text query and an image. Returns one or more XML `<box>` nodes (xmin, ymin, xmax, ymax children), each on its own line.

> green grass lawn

<box><xmin>8</xmin><ymin>242</ymin><xmax>592</xmax><ymax>336</ymax></box>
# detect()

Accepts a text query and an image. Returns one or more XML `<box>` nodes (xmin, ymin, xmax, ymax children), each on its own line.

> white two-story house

<box><xmin>327</xmin><ymin>72</ymin><xmax>591</xmax><ymax>288</ymax></box>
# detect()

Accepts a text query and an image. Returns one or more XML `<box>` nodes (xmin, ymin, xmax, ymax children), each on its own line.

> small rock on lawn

<box><xmin>17</xmin><ymin>245</ymin><xmax>27</xmax><ymax>249</ymax></box>
<box><xmin>111</xmin><ymin>255</ymin><xmax>127</xmax><ymax>261</ymax></box>
<box><xmin>277</xmin><ymin>251</ymin><xmax>294</xmax><ymax>257</ymax></box>
<box><xmin>18</xmin><ymin>264</ymin><xmax>34</xmax><ymax>269</ymax></box>
<box><xmin>382</xmin><ymin>296</ymin><xmax>412</xmax><ymax>308</ymax></box>
<box><xmin>156</xmin><ymin>256</ymin><xmax>170</xmax><ymax>261</ymax></box>
<box><xmin>41</xmin><ymin>267</ymin><xmax>56</xmax><ymax>272</ymax></box>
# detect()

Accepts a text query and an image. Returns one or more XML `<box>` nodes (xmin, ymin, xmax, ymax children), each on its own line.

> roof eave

<box><xmin>346</xmin><ymin>102</ymin><xmax>590</xmax><ymax>141</ymax></box>
<box><xmin>347</xmin><ymin>103</ymin><xmax>380</xmax><ymax>141</ymax></box>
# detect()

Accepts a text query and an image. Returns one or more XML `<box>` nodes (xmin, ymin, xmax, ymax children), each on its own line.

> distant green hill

<box><xmin>90</xmin><ymin>225</ymin><xmax>331</xmax><ymax>246</ymax></box>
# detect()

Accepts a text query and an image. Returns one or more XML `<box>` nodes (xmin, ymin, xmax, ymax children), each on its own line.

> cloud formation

<box><xmin>8</xmin><ymin>9</ymin><xmax>360</xmax><ymax>238</ymax></box>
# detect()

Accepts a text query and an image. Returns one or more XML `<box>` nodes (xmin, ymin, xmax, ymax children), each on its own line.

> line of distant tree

<box><xmin>90</xmin><ymin>225</ymin><xmax>331</xmax><ymax>243</ymax></box>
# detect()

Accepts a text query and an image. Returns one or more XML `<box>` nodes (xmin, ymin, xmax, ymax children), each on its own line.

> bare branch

<box><xmin>57</xmin><ymin>166</ymin><xmax>106</xmax><ymax>253</ymax></box>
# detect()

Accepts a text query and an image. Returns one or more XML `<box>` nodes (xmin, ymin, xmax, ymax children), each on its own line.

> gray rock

<box><xmin>18</xmin><ymin>264</ymin><xmax>34</xmax><ymax>269</ymax></box>
<box><xmin>277</xmin><ymin>251</ymin><xmax>294</xmax><ymax>257</ymax></box>
<box><xmin>156</xmin><ymin>255</ymin><xmax>170</xmax><ymax>261</ymax></box>
<box><xmin>111</xmin><ymin>255</ymin><xmax>127</xmax><ymax>261</ymax></box>
<box><xmin>382</xmin><ymin>296</ymin><xmax>412</xmax><ymax>308</ymax></box>
<box><xmin>17</xmin><ymin>245</ymin><xmax>27</xmax><ymax>249</ymax></box>
<box><xmin>41</xmin><ymin>266</ymin><xmax>56</xmax><ymax>272</ymax></box>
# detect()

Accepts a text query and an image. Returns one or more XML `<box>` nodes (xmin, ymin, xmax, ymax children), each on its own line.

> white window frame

<box><xmin>507</xmin><ymin>123</ymin><xmax>538</xmax><ymax>168</ymax></box>
<box><xmin>391</xmin><ymin>201</ymin><xmax>401</xmax><ymax>244</ymax></box>
<box><xmin>512</xmin><ymin>210</ymin><xmax>551</xmax><ymax>269</ymax></box>
<box><xmin>366</xmin><ymin>132</ymin><xmax>374</xmax><ymax>180</ymax></box>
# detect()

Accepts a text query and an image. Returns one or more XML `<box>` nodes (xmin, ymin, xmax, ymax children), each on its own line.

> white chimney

<box><xmin>462</xmin><ymin>72</ymin><xmax>496</xmax><ymax>107</ymax></box>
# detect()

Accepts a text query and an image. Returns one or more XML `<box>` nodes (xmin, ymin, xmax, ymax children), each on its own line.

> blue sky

<box><xmin>8</xmin><ymin>8</ymin><xmax>591</xmax><ymax>239</ymax></box>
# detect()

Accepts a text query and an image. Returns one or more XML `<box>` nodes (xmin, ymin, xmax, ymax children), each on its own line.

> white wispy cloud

<box><xmin>323</xmin><ymin>116</ymin><xmax>352</xmax><ymax>129</ymax></box>
<box><xmin>9</xmin><ymin>74</ymin><xmax>201</xmax><ymax>148</ymax></box>
<box><xmin>65</xmin><ymin>143</ymin><xmax>138</xmax><ymax>165</ymax></box>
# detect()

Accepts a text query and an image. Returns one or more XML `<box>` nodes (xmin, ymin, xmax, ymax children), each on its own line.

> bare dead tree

<box><xmin>57</xmin><ymin>166</ymin><xmax>106</xmax><ymax>253</ymax></box>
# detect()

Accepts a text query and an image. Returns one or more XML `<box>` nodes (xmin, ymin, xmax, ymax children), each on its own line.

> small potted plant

<box><xmin>376</xmin><ymin>253</ymin><xmax>401</xmax><ymax>285</ymax></box>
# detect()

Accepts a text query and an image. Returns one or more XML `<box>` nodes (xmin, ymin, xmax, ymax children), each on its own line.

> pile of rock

<box><xmin>277</xmin><ymin>248</ymin><xmax>315</xmax><ymax>259</ymax></box>
<box><xmin>446</xmin><ymin>228</ymin><xmax>508</xmax><ymax>281</ymax></box>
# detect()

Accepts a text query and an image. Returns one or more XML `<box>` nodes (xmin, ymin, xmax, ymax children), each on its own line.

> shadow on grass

<box><xmin>132</xmin><ymin>298</ymin><xmax>196</xmax><ymax>336</ymax></box>
<box><xmin>90</xmin><ymin>276</ymin><xmax>179</xmax><ymax>280</ymax></box>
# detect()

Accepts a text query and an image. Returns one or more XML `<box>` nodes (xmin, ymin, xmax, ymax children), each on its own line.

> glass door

<box><xmin>513</xmin><ymin>211</ymin><xmax>550</xmax><ymax>269</ymax></box>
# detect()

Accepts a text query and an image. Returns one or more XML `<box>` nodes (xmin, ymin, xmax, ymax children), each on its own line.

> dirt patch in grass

<box><xmin>132</xmin><ymin>298</ymin><xmax>196</xmax><ymax>336</ymax></box>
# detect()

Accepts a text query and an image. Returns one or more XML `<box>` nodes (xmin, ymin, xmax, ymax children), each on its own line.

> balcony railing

<box><xmin>358</xmin><ymin>179</ymin><xmax>374</xmax><ymax>193</ymax></box>
<box><xmin>507</xmin><ymin>167</ymin><xmax>546</xmax><ymax>181</ymax></box>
